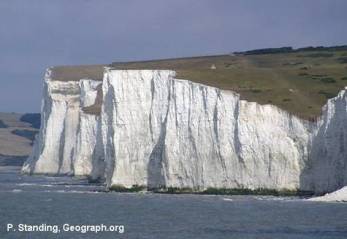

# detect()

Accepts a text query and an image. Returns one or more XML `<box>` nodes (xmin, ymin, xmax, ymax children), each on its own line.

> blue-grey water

<box><xmin>0</xmin><ymin>164</ymin><xmax>347</xmax><ymax>238</ymax></box>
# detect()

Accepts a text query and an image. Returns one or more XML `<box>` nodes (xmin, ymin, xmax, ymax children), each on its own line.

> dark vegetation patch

<box><xmin>234</xmin><ymin>47</ymin><xmax>293</xmax><ymax>55</ymax></box>
<box><xmin>20</xmin><ymin>113</ymin><xmax>41</xmax><ymax>129</ymax></box>
<box><xmin>337</xmin><ymin>57</ymin><xmax>347</xmax><ymax>64</ymax></box>
<box><xmin>152</xmin><ymin>187</ymin><xmax>195</xmax><ymax>194</ymax></box>
<box><xmin>318</xmin><ymin>90</ymin><xmax>336</xmax><ymax>99</ymax></box>
<box><xmin>307</xmin><ymin>74</ymin><xmax>337</xmax><ymax>83</ymax></box>
<box><xmin>250</xmin><ymin>89</ymin><xmax>262</xmax><ymax>93</ymax></box>
<box><xmin>341</xmin><ymin>76</ymin><xmax>347</xmax><ymax>81</ymax></box>
<box><xmin>234</xmin><ymin>45</ymin><xmax>347</xmax><ymax>56</ymax></box>
<box><xmin>109</xmin><ymin>185</ymin><xmax>314</xmax><ymax>197</ymax></box>
<box><xmin>319</xmin><ymin>77</ymin><xmax>336</xmax><ymax>84</ymax></box>
<box><xmin>302</xmin><ymin>53</ymin><xmax>334</xmax><ymax>58</ymax></box>
<box><xmin>201</xmin><ymin>187</ymin><xmax>314</xmax><ymax>197</ymax></box>
<box><xmin>311</xmin><ymin>74</ymin><xmax>327</xmax><ymax>78</ymax></box>
<box><xmin>0</xmin><ymin>120</ymin><xmax>7</xmax><ymax>128</ymax></box>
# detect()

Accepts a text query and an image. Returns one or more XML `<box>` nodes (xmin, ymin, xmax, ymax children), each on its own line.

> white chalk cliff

<box><xmin>22</xmin><ymin>70</ymin><xmax>102</xmax><ymax>176</ymax></box>
<box><xmin>22</xmin><ymin>68</ymin><xmax>347</xmax><ymax>194</ymax></box>
<box><xmin>304</xmin><ymin>89</ymin><xmax>347</xmax><ymax>193</ymax></box>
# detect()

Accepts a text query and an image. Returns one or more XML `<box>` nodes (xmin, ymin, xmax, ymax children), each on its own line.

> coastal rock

<box><xmin>22</xmin><ymin>70</ymin><xmax>101</xmax><ymax>176</ymax></box>
<box><xmin>73</xmin><ymin>80</ymin><xmax>102</xmax><ymax>176</ymax></box>
<box><xmin>23</xmin><ymin>69</ymin><xmax>347</xmax><ymax>194</ymax></box>
<box><xmin>304</xmin><ymin>89</ymin><xmax>347</xmax><ymax>193</ymax></box>
<box><xmin>101</xmin><ymin>70</ymin><xmax>311</xmax><ymax>190</ymax></box>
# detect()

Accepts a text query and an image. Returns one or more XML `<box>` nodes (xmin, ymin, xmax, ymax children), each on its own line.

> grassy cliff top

<box><xmin>52</xmin><ymin>46</ymin><xmax>347</xmax><ymax>119</ymax></box>
<box><xmin>50</xmin><ymin>65</ymin><xmax>104</xmax><ymax>82</ymax></box>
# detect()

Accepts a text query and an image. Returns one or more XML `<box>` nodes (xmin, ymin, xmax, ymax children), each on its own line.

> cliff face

<box><xmin>23</xmin><ymin>68</ymin><xmax>347</xmax><ymax>193</ymax></box>
<box><xmin>73</xmin><ymin>80</ymin><xmax>101</xmax><ymax>176</ymax></box>
<box><xmin>22</xmin><ymin>70</ymin><xmax>101</xmax><ymax>175</ymax></box>
<box><xmin>101</xmin><ymin>70</ymin><xmax>311</xmax><ymax>190</ymax></box>
<box><xmin>304</xmin><ymin>90</ymin><xmax>347</xmax><ymax>193</ymax></box>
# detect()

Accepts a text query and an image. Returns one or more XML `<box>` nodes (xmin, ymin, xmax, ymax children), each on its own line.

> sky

<box><xmin>0</xmin><ymin>0</ymin><xmax>347</xmax><ymax>113</ymax></box>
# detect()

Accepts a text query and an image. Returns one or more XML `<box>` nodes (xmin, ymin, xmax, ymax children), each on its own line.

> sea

<box><xmin>0</xmin><ymin>158</ymin><xmax>347</xmax><ymax>239</ymax></box>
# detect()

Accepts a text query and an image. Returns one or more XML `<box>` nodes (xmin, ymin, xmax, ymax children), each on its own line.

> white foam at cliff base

<box><xmin>309</xmin><ymin>187</ymin><xmax>347</xmax><ymax>202</ymax></box>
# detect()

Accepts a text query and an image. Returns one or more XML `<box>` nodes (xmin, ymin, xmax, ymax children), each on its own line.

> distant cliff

<box><xmin>22</xmin><ymin>68</ymin><xmax>347</xmax><ymax>194</ymax></box>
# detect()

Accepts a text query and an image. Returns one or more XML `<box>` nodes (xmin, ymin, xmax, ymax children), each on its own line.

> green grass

<box><xmin>51</xmin><ymin>47</ymin><xmax>347</xmax><ymax>120</ymax></box>
<box><xmin>301</xmin><ymin>53</ymin><xmax>334</xmax><ymax>58</ymax></box>
<box><xmin>110</xmin><ymin>49</ymin><xmax>347</xmax><ymax>120</ymax></box>
<box><xmin>51</xmin><ymin>65</ymin><xmax>104</xmax><ymax>81</ymax></box>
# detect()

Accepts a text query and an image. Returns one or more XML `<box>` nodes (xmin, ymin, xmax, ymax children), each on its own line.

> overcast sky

<box><xmin>0</xmin><ymin>0</ymin><xmax>347</xmax><ymax>112</ymax></box>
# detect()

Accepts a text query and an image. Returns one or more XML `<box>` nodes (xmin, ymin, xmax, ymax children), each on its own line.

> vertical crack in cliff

<box><xmin>147</xmin><ymin>71</ymin><xmax>170</xmax><ymax>189</ymax></box>
<box><xmin>233</xmin><ymin>100</ymin><xmax>244</xmax><ymax>165</ymax></box>
<box><xmin>57</xmin><ymin>106</ymin><xmax>67</xmax><ymax>174</ymax></box>
<box><xmin>103</xmin><ymin>74</ymin><xmax>116</xmax><ymax>187</ymax></box>
<box><xmin>148</xmin><ymin>76</ymin><xmax>155</xmax><ymax>141</ymax></box>
<box><xmin>38</xmin><ymin>81</ymin><xmax>52</xmax><ymax>158</ymax></box>
<box><xmin>172</xmin><ymin>80</ymin><xmax>179</xmax><ymax>129</ymax></box>
<box><xmin>187</xmin><ymin>83</ymin><xmax>200</xmax><ymax>188</ymax></box>
<box><xmin>233</xmin><ymin>100</ymin><xmax>246</xmax><ymax>185</ymax></box>
<box><xmin>213</xmin><ymin>90</ymin><xmax>227</xmax><ymax>180</ymax></box>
